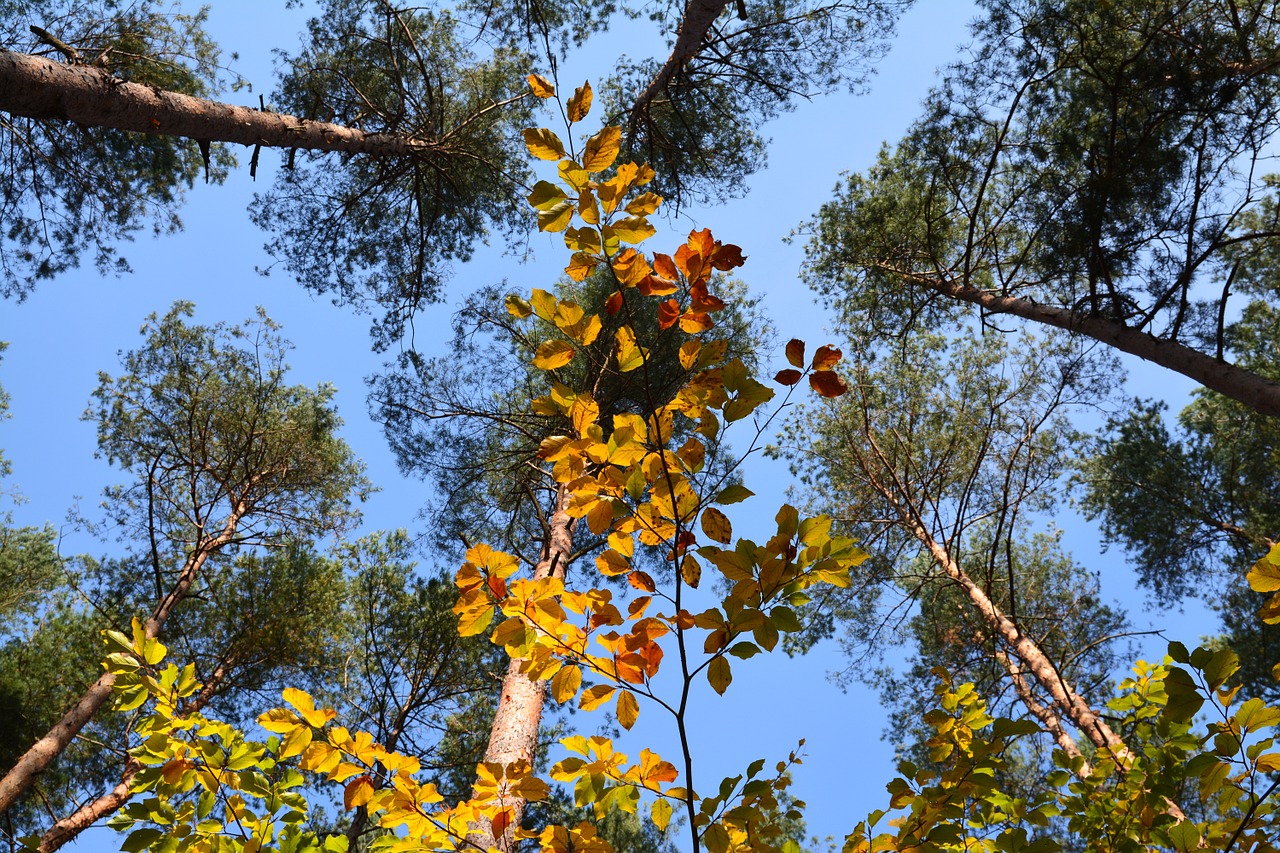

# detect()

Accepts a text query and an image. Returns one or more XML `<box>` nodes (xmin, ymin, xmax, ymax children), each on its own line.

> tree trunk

<box><xmin>909</xmin><ymin>519</ymin><xmax>1125</xmax><ymax>753</ymax></box>
<box><xmin>630</xmin><ymin>1</ymin><xmax>733</xmax><ymax>124</ymax></box>
<box><xmin>36</xmin><ymin>653</ymin><xmax>236</xmax><ymax>853</ymax></box>
<box><xmin>0</xmin><ymin>50</ymin><xmax>433</xmax><ymax>156</ymax></box>
<box><xmin>0</xmin><ymin>520</ymin><xmax>238</xmax><ymax>816</ymax></box>
<box><xmin>469</xmin><ymin>486</ymin><xmax>576</xmax><ymax>852</ymax></box>
<box><xmin>907</xmin><ymin>272</ymin><xmax>1280</xmax><ymax>418</ymax></box>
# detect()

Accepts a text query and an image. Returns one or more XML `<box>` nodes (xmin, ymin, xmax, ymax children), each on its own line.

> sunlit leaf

<box><xmin>567</xmin><ymin>81</ymin><xmax>593</xmax><ymax>123</ymax></box>
<box><xmin>617</xmin><ymin>690</ymin><xmax>639</xmax><ymax>730</ymax></box>
<box><xmin>581</xmin><ymin>127</ymin><xmax>621</xmax><ymax>172</ymax></box>
<box><xmin>524</xmin><ymin>128</ymin><xmax>567</xmax><ymax>160</ymax></box>
<box><xmin>533</xmin><ymin>340</ymin><xmax>576</xmax><ymax>370</ymax></box>
<box><xmin>527</xmin><ymin>74</ymin><xmax>555</xmax><ymax>98</ymax></box>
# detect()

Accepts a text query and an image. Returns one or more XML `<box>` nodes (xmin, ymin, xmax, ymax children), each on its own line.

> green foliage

<box><xmin>1082</xmin><ymin>300</ymin><xmax>1280</xmax><ymax>698</ymax></box>
<box><xmin>90</xmin><ymin>301</ymin><xmax>371</xmax><ymax>548</ymax></box>
<box><xmin>0</xmin><ymin>0</ymin><xmax>234</xmax><ymax>297</ymax></box>
<box><xmin>799</xmin><ymin>0</ymin><xmax>1280</xmax><ymax>363</ymax></box>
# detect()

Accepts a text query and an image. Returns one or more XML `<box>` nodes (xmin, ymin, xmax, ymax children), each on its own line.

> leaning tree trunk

<box><xmin>37</xmin><ymin>656</ymin><xmax>236</xmax><ymax>853</ymax></box>
<box><xmin>0</xmin><ymin>50</ymin><xmax>434</xmax><ymax>156</ymax></box>
<box><xmin>0</xmin><ymin>515</ymin><xmax>241</xmax><ymax>816</ymax></box>
<box><xmin>469</xmin><ymin>485</ymin><xmax>576</xmax><ymax>851</ymax></box>
<box><xmin>905</xmin><ymin>271</ymin><xmax>1280</xmax><ymax>419</ymax></box>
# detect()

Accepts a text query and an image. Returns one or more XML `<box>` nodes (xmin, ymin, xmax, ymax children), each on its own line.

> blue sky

<box><xmin>0</xmin><ymin>0</ymin><xmax>1219</xmax><ymax>849</ymax></box>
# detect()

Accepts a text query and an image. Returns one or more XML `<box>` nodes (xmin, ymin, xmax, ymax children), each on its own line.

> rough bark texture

<box><xmin>630</xmin><ymin>1</ymin><xmax>732</xmax><ymax>123</ymax></box>
<box><xmin>911</xmin><ymin>274</ymin><xmax>1280</xmax><ymax>418</ymax></box>
<box><xmin>911</xmin><ymin>520</ymin><xmax>1125</xmax><ymax>752</ymax></box>
<box><xmin>0</xmin><ymin>518</ymin><xmax>239</xmax><ymax>816</ymax></box>
<box><xmin>0</xmin><ymin>50</ymin><xmax>432</xmax><ymax>156</ymax></box>
<box><xmin>470</xmin><ymin>486</ymin><xmax>576</xmax><ymax>851</ymax></box>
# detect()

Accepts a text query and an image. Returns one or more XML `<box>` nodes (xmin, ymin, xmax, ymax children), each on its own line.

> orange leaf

<box><xmin>774</xmin><ymin>369</ymin><xmax>802</xmax><ymax>386</ymax></box>
<box><xmin>491</xmin><ymin>808</ymin><xmax>511</xmax><ymax>840</ymax></box>
<box><xmin>639</xmin><ymin>274</ymin><xmax>678</xmax><ymax>297</ymax></box>
<box><xmin>811</xmin><ymin>344</ymin><xmax>843</xmax><ymax>370</ymax></box>
<box><xmin>687</xmin><ymin>228</ymin><xmax>715</xmax><ymax>256</ymax></box>
<box><xmin>628</xmin><ymin>570</ymin><xmax>657</xmax><ymax>592</ymax></box>
<box><xmin>678</xmin><ymin>312</ymin><xmax>714</xmax><ymax>334</ymax></box>
<box><xmin>710</xmin><ymin>242</ymin><xmax>746</xmax><ymax>270</ymax></box>
<box><xmin>344</xmin><ymin>776</ymin><xmax>375</xmax><ymax>810</ymax></box>
<box><xmin>653</xmin><ymin>254</ymin><xmax>679</xmax><ymax>281</ymax></box>
<box><xmin>487</xmin><ymin>576</ymin><xmax>507</xmax><ymax>599</ymax></box>
<box><xmin>809</xmin><ymin>370</ymin><xmax>849</xmax><ymax>398</ymax></box>
<box><xmin>690</xmin><ymin>281</ymin><xmax>725</xmax><ymax>313</ymax></box>
<box><xmin>785</xmin><ymin>339</ymin><xmax>805</xmax><ymax>368</ymax></box>
<box><xmin>605</xmin><ymin>291</ymin><xmax>624</xmax><ymax>315</ymax></box>
<box><xmin>657</xmin><ymin>299</ymin><xmax>680</xmax><ymax>329</ymax></box>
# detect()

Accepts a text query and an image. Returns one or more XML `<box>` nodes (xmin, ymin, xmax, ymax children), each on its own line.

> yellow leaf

<box><xmin>597</xmin><ymin>549</ymin><xmax>631</xmax><ymax>576</ymax></box>
<box><xmin>625</xmin><ymin>192</ymin><xmax>663</xmax><ymax>216</ymax></box>
<box><xmin>701</xmin><ymin>507</ymin><xmax>732</xmax><ymax>544</ymax></box>
<box><xmin>533</xmin><ymin>340</ymin><xmax>576</xmax><ymax>370</ymax></box>
<box><xmin>551</xmin><ymin>665</ymin><xmax>582</xmax><ymax>703</ymax></box>
<box><xmin>559</xmin><ymin>160</ymin><xmax>589</xmax><ymax>192</ymax></box>
<box><xmin>505</xmin><ymin>294</ymin><xmax>533</xmax><ymax>318</ymax></box>
<box><xmin>567</xmin><ymin>81</ymin><xmax>593</xmax><ymax>123</ymax></box>
<box><xmin>580</xmin><ymin>684</ymin><xmax>616</xmax><ymax>711</ymax></box>
<box><xmin>571</xmin><ymin>394</ymin><xmax>600</xmax><ymax>435</ymax></box>
<box><xmin>651</xmin><ymin>799</ymin><xmax>672</xmax><ymax>831</ymax></box>
<box><xmin>530</xmin><ymin>288</ymin><xmax>558</xmax><ymax>320</ymax></box>
<box><xmin>680</xmin><ymin>555</ymin><xmax>702</xmax><ymax>588</ymax></box>
<box><xmin>527</xmin><ymin>180</ymin><xmax>568</xmax><ymax>211</ymax></box>
<box><xmin>538</xmin><ymin>201</ymin><xmax>575</xmax><ymax>233</ymax></box>
<box><xmin>1257</xmin><ymin>752</ymin><xmax>1280</xmax><ymax>773</ymax></box>
<box><xmin>1247</xmin><ymin>543</ymin><xmax>1280</xmax><ymax>592</ymax></box>
<box><xmin>456</xmin><ymin>602</ymin><xmax>495</xmax><ymax>637</ymax></box>
<box><xmin>707</xmin><ymin>657</ymin><xmax>732</xmax><ymax>695</ymax></box>
<box><xmin>527</xmin><ymin>74</ymin><xmax>555</xmax><ymax>98</ymax></box>
<box><xmin>280</xmin><ymin>725</ymin><xmax>313</xmax><ymax>760</ymax></box>
<box><xmin>581</xmin><ymin>126</ymin><xmax>622</xmax><ymax>172</ymax></box>
<box><xmin>564</xmin><ymin>226</ymin><xmax>601</xmax><ymax>254</ymax></box>
<box><xmin>524</xmin><ymin>127</ymin><xmax>567</xmax><ymax>161</ymax></box>
<box><xmin>566</xmin><ymin>252</ymin><xmax>599</xmax><ymax>281</ymax></box>
<box><xmin>679</xmin><ymin>341</ymin><xmax>701</xmax><ymax>370</ymax></box>
<box><xmin>617</xmin><ymin>690</ymin><xmax>639</xmax><ymax>730</ymax></box>
<box><xmin>606</xmin><ymin>216</ymin><xmax>656</xmax><ymax>245</ymax></box>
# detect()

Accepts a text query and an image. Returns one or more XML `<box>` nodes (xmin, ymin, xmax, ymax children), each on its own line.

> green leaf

<box><xmin>122</xmin><ymin>829</ymin><xmax>163</xmax><ymax>853</ymax></box>
<box><xmin>702</xmin><ymin>824</ymin><xmax>730</xmax><ymax>853</ymax></box>
<box><xmin>715</xmin><ymin>485</ymin><xmax>754</xmax><ymax>505</ymax></box>
<box><xmin>1202</xmin><ymin>648</ymin><xmax>1240</xmax><ymax>691</ymax></box>
<box><xmin>1162</xmin><ymin>666</ymin><xmax>1205</xmax><ymax>723</ymax></box>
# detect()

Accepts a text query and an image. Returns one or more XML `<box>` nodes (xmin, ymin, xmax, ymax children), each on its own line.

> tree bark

<box><xmin>0</xmin><ymin>50</ymin><xmax>434</xmax><ymax>156</ymax></box>
<box><xmin>908</xmin><ymin>518</ymin><xmax>1125</xmax><ymax>753</ymax></box>
<box><xmin>469</xmin><ymin>486</ymin><xmax>576</xmax><ymax>852</ymax></box>
<box><xmin>36</xmin><ymin>654</ymin><xmax>236</xmax><ymax>853</ymax></box>
<box><xmin>905</xmin><ymin>272</ymin><xmax>1280</xmax><ymax>418</ymax></box>
<box><xmin>629</xmin><ymin>1</ymin><xmax>733</xmax><ymax>124</ymax></box>
<box><xmin>0</xmin><ymin>518</ymin><xmax>239</xmax><ymax>817</ymax></box>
